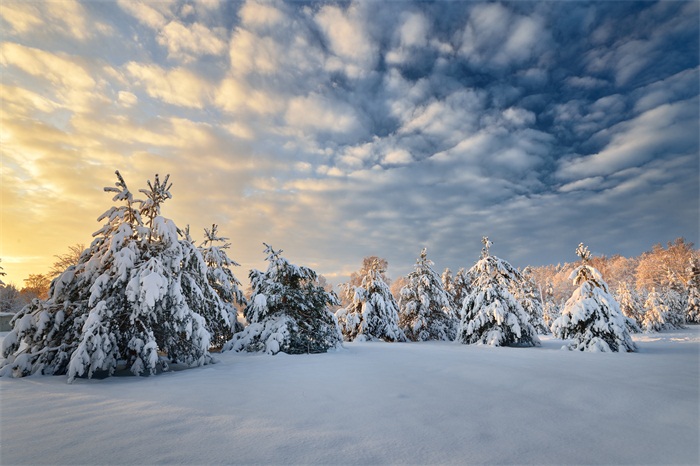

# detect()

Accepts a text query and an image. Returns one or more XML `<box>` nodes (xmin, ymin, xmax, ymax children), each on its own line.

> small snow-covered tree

<box><xmin>542</xmin><ymin>282</ymin><xmax>560</xmax><ymax>330</ymax></box>
<box><xmin>0</xmin><ymin>284</ymin><xmax>25</xmax><ymax>314</ymax></box>
<box><xmin>453</xmin><ymin>267</ymin><xmax>472</xmax><ymax>310</ymax></box>
<box><xmin>517</xmin><ymin>267</ymin><xmax>550</xmax><ymax>335</ymax></box>
<box><xmin>441</xmin><ymin>268</ymin><xmax>457</xmax><ymax>310</ymax></box>
<box><xmin>197</xmin><ymin>224</ymin><xmax>247</xmax><ymax>348</ymax></box>
<box><xmin>615</xmin><ymin>282</ymin><xmax>643</xmax><ymax>333</ymax></box>
<box><xmin>552</xmin><ymin>244</ymin><xmax>636</xmax><ymax>352</ymax></box>
<box><xmin>0</xmin><ymin>172</ymin><xmax>222</xmax><ymax>381</ymax></box>
<box><xmin>336</xmin><ymin>257</ymin><xmax>405</xmax><ymax>342</ymax></box>
<box><xmin>686</xmin><ymin>258</ymin><xmax>700</xmax><ymax>323</ymax></box>
<box><xmin>224</xmin><ymin>244</ymin><xmax>342</xmax><ymax>354</ymax></box>
<box><xmin>642</xmin><ymin>288</ymin><xmax>672</xmax><ymax>332</ymax></box>
<box><xmin>458</xmin><ymin>237</ymin><xmax>540</xmax><ymax>347</ymax></box>
<box><xmin>398</xmin><ymin>248</ymin><xmax>457</xmax><ymax>341</ymax></box>
<box><xmin>662</xmin><ymin>287</ymin><xmax>686</xmax><ymax>329</ymax></box>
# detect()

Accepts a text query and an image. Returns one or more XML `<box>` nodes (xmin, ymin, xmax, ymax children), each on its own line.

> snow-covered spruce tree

<box><xmin>542</xmin><ymin>282</ymin><xmax>560</xmax><ymax>330</ymax></box>
<box><xmin>457</xmin><ymin>237</ymin><xmax>539</xmax><ymax>347</ymax></box>
<box><xmin>615</xmin><ymin>282</ymin><xmax>643</xmax><ymax>333</ymax></box>
<box><xmin>453</xmin><ymin>267</ymin><xmax>472</xmax><ymax>310</ymax></box>
<box><xmin>398</xmin><ymin>248</ymin><xmax>457</xmax><ymax>341</ymax></box>
<box><xmin>197</xmin><ymin>224</ymin><xmax>247</xmax><ymax>348</ymax></box>
<box><xmin>223</xmin><ymin>244</ymin><xmax>342</xmax><ymax>354</ymax></box>
<box><xmin>517</xmin><ymin>267</ymin><xmax>550</xmax><ymax>335</ymax></box>
<box><xmin>662</xmin><ymin>287</ymin><xmax>686</xmax><ymax>329</ymax></box>
<box><xmin>687</xmin><ymin>258</ymin><xmax>700</xmax><ymax>323</ymax></box>
<box><xmin>552</xmin><ymin>243</ymin><xmax>636</xmax><ymax>352</ymax></box>
<box><xmin>0</xmin><ymin>172</ymin><xmax>220</xmax><ymax>381</ymax></box>
<box><xmin>336</xmin><ymin>257</ymin><xmax>405</xmax><ymax>342</ymax></box>
<box><xmin>441</xmin><ymin>268</ymin><xmax>458</xmax><ymax>311</ymax></box>
<box><xmin>641</xmin><ymin>288</ymin><xmax>672</xmax><ymax>332</ymax></box>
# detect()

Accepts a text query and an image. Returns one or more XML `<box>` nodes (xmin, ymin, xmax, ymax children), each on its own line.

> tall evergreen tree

<box><xmin>1</xmin><ymin>172</ymin><xmax>221</xmax><ymax>381</ymax></box>
<box><xmin>458</xmin><ymin>237</ymin><xmax>540</xmax><ymax>347</ymax></box>
<box><xmin>197</xmin><ymin>224</ymin><xmax>247</xmax><ymax>348</ymax></box>
<box><xmin>224</xmin><ymin>244</ymin><xmax>342</xmax><ymax>354</ymax></box>
<box><xmin>336</xmin><ymin>258</ymin><xmax>405</xmax><ymax>342</ymax></box>
<box><xmin>398</xmin><ymin>248</ymin><xmax>457</xmax><ymax>341</ymax></box>
<box><xmin>552</xmin><ymin>244</ymin><xmax>636</xmax><ymax>352</ymax></box>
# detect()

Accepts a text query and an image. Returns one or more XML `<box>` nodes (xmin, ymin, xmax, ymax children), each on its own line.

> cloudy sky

<box><xmin>1</xmin><ymin>0</ymin><xmax>698</xmax><ymax>287</ymax></box>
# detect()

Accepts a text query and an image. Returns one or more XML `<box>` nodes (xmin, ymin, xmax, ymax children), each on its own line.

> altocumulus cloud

<box><xmin>0</xmin><ymin>0</ymin><xmax>697</xmax><ymax>285</ymax></box>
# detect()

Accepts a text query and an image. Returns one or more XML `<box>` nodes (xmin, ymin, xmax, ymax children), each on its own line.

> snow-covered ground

<box><xmin>1</xmin><ymin>328</ymin><xmax>698</xmax><ymax>465</ymax></box>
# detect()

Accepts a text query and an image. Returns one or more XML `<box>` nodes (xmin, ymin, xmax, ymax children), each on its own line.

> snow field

<box><xmin>1</xmin><ymin>328</ymin><xmax>698</xmax><ymax>465</ymax></box>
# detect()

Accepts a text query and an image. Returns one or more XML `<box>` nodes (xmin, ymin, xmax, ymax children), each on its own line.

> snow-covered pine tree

<box><xmin>552</xmin><ymin>243</ymin><xmax>636</xmax><ymax>352</ymax></box>
<box><xmin>517</xmin><ymin>267</ymin><xmax>550</xmax><ymax>335</ymax></box>
<box><xmin>336</xmin><ymin>257</ymin><xmax>405</xmax><ymax>342</ymax></box>
<box><xmin>542</xmin><ymin>282</ymin><xmax>560</xmax><ymax>330</ymax></box>
<box><xmin>398</xmin><ymin>248</ymin><xmax>457</xmax><ymax>341</ymax></box>
<box><xmin>453</xmin><ymin>267</ymin><xmax>472</xmax><ymax>310</ymax></box>
<box><xmin>441</xmin><ymin>268</ymin><xmax>458</xmax><ymax>311</ymax></box>
<box><xmin>662</xmin><ymin>287</ymin><xmax>686</xmax><ymax>329</ymax></box>
<box><xmin>641</xmin><ymin>288</ymin><xmax>672</xmax><ymax>332</ymax></box>
<box><xmin>0</xmin><ymin>171</ymin><xmax>221</xmax><ymax>381</ymax></box>
<box><xmin>223</xmin><ymin>244</ymin><xmax>342</xmax><ymax>354</ymax></box>
<box><xmin>197</xmin><ymin>224</ymin><xmax>247</xmax><ymax>348</ymax></box>
<box><xmin>615</xmin><ymin>282</ymin><xmax>643</xmax><ymax>333</ymax></box>
<box><xmin>457</xmin><ymin>237</ymin><xmax>540</xmax><ymax>347</ymax></box>
<box><xmin>687</xmin><ymin>258</ymin><xmax>700</xmax><ymax>323</ymax></box>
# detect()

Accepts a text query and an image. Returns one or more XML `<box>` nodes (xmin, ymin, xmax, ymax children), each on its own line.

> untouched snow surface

<box><xmin>1</xmin><ymin>328</ymin><xmax>699</xmax><ymax>465</ymax></box>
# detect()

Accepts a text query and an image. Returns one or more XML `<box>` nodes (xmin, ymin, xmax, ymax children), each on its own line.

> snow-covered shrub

<box><xmin>552</xmin><ymin>244</ymin><xmax>636</xmax><ymax>352</ymax></box>
<box><xmin>0</xmin><ymin>172</ymin><xmax>228</xmax><ymax>381</ymax></box>
<box><xmin>398</xmin><ymin>248</ymin><xmax>457</xmax><ymax>341</ymax></box>
<box><xmin>224</xmin><ymin>244</ymin><xmax>342</xmax><ymax>354</ymax></box>
<box><xmin>336</xmin><ymin>258</ymin><xmax>405</xmax><ymax>342</ymax></box>
<box><xmin>458</xmin><ymin>237</ymin><xmax>540</xmax><ymax>347</ymax></box>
